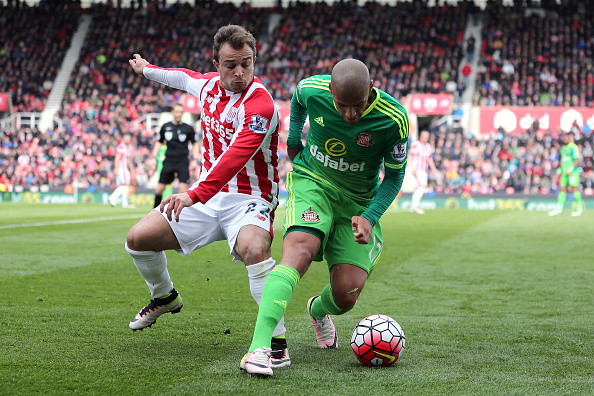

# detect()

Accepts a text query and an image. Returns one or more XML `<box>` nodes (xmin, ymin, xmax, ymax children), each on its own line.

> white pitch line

<box><xmin>0</xmin><ymin>214</ymin><xmax>143</xmax><ymax>230</ymax></box>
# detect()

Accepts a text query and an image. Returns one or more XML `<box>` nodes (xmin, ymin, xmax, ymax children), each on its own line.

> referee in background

<box><xmin>152</xmin><ymin>103</ymin><xmax>201</xmax><ymax>207</ymax></box>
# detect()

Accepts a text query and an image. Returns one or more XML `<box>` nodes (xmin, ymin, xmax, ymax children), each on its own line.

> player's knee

<box><xmin>126</xmin><ymin>225</ymin><xmax>143</xmax><ymax>251</ymax></box>
<box><xmin>239</xmin><ymin>239</ymin><xmax>271</xmax><ymax>265</ymax></box>
<box><xmin>126</xmin><ymin>223</ymin><xmax>154</xmax><ymax>251</ymax></box>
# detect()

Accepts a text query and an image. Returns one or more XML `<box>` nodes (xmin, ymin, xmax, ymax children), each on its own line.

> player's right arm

<box><xmin>129</xmin><ymin>54</ymin><xmax>209</xmax><ymax>98</ymax></box>
<box><xmin>287</xmin><ymin>79</ymin><xmax>308</xmax><ymax>161</ymax></box>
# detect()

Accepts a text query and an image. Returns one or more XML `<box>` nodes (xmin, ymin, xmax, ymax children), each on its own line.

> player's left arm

<box><xmin>573</xmin><ymin>146</ymin><xmax>581</xmax><ymax>172</ymax></box>
<box><xmin>355</xmin><ymin>134</ymin><xmax>408</xmax><ymax>244</ymax></box>
<box><xmin>187</xmin><ymin>125</ymin><xmax>202</xmax><ymax>169</ymax></box>
<box><xmin>428</xmin><ymin>145</ymin><xmax>437</xmax><ymax>173</ymax></box>
<box><xmin>191</xmin><ymin>141</ymin><xmax>202</xmax><ymax>169</ymax></box>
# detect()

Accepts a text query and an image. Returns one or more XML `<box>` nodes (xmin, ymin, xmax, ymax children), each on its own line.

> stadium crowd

<box><xmin>3</xmin><ymin>121</ymin><xmax>593</xmax><ymax>197</ymax></box>
<box><xmin>1</xmin><ymin>0</ymin><xmax>593</xmax><ymax>198</ymax></box>
<box><xmin>475</xmin><ymin>0</ymin><xmax>594</xmax><ymax>107</ymax></box>
<box><xmin>426</xmin><ymin>121</ymin><xmax>594</xmax><ymax>195</ymax></box>
<box><xmin>257</xmin><ymin>1</ymin><xmax>475</xmax><ymax>100</ymax></box>
<box><xmin>0</xmin><ymin>2</ymin><xmax>80</xmax><ymax>112</ymax></box>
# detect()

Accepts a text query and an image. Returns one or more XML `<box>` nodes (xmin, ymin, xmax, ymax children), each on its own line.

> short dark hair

<box><xmin>213</xmin><ymin>25</ymin><xmax>257</xmax><ymax>63</ymax></box>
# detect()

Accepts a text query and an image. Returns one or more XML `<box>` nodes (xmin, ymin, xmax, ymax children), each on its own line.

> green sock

<box><xmin>574</xmin><ymin>191</ymin><xmax>582</xmax><ymax>210</ymax></box>
<box><xmin>249</xmin><ymin>265</ymin><xmax>300</xmax><ymax>352</ymax></box>
<box><xmin>557</xmin><ymin>191</ymin><xmax>567</xmax><ymax>212</ymax></box>
<box><xmin>310</xmin><ymin>283</ymin><xmax>351</xmax><ymax>318</ymax></box>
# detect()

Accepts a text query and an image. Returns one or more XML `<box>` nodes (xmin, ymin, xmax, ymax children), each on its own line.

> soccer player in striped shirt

<box><xmin>125</xmin><ymin>25</ymin><xmax>290</xmax><ymax>367</ymax></box>
<box><xmin>242</xmin><ymin>59</ymin><xmax>409</xmax><ymax>376</ymax></box>
<box><xmin>109</xmin><ymin>133</ymin><xmax>135</xmax><ymax>208</ymax></box>
<box><xmin>409</xmin><ymin>129</ymin><xmax>437</xmax><ymax>214</ymax></box>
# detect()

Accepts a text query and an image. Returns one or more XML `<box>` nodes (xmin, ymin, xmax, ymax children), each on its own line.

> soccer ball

<box><xmin>350</xmin><ymin>314</ymin><xmax>405</xmax><ymax>367</ymax></box>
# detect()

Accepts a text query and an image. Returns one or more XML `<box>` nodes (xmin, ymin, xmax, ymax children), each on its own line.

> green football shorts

<box><xmin>283</xmin><ymin>171</ymin><xmax>383</xmax><ymax>275</ymax></box>
<box><xmin>560</xmin><ymin>170</ymin><xmax>580</xmax><ymax>187</ymax></box>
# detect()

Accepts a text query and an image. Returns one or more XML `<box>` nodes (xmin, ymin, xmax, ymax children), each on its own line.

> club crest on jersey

<box><xmin>354</xmin><ymin>131</ymin><xmax>374</xmax><ymax>147</ymax></box>
<box><xmin>178</xmin><ymin>130</ymin><xmax>187</xmax><ymax>142</ymax></box>
<box><xmin>165</xmin><ymin>131</ymin><xmax>173</xmax><ymax>141</ymax></box>
<box><xmin>248</xmin><ymin>114</ymin><xmax>269</xmax><ymax>133</ymax></box>
<box><xmin>225</xmin><ymin>107</ymin><xmax>238</xmax><ymax>123</ymax></box>
<box><xmin>392</xmin><ymin>142</ymin><xmax>407</xmax><ymax>162</ymax></box>
<box><xmin>301</xmin><ymin>207</ymin><xmax>321</xmax><ymax>223</ymax></box>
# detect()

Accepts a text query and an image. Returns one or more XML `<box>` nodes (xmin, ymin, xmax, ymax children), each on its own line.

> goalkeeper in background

<box><xmin>241</xmin><ymin>59</ymin><xmax>409</xmax><ymax>376</ymax></box>
<box><xmin>549</xmin><ymin>132</ymin><xmax>583</xmax><ymax>217</ymax></box>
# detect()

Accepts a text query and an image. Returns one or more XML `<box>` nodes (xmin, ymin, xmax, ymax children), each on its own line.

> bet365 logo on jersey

<box><xmin>309</xmin><ymin>139</ymin><xmax>366</xmax><ymax>172</ymax></box>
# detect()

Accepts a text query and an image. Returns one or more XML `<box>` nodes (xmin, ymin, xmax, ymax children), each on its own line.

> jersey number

<box><xmin>245</xmin><ymin>202</ymin><xmax>271</xmax><ymax>219</ymax></box>
<box><xmin>368</xmin><ymin>234</ymin><xmax>382</xmax><ymax>263</ymax></box>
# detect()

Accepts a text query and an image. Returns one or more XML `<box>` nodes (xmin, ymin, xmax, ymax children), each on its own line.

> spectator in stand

<box><xmin>258</xmin><ymin>1</ymin><xmax>470</xmax><ymax>101</ymax></box>
<box><xmin>477</xmin><ymin>0</ymin><xmax>593</xmax><ymax>107</ymax></box>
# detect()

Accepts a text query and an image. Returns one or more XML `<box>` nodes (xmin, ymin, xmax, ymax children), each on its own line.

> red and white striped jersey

<box><xmin>144</xmin><ymin>65</ymin><xmax>280</xmax><ymax>207</ymax></box>
<box><xmin>116</xmin><ymin>142</ymin><xmax>132</xmax><ymax>173</ymax></box>
<box><xmin>409</xmin><ymin>141</ymin><xmax>433</xmax><ymax>173</ymax></box>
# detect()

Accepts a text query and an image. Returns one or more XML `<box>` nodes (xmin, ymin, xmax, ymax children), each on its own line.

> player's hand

<box><xmin>160</xmin><ymin>192</ymin><xmax>194</xmax><ymax>222</ymax></box>
<box><xmin>352</xmin><ymin>216</ymin><xmax>372</xmax><ymax>245</ymax></box>
<box><xmin>129</xmin><ymin>54</ymin><xmax>149</xmax><ymax>75</ymax></box>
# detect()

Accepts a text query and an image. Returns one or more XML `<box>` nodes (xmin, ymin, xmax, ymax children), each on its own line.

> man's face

<box><xmin>172</xmin><ymin>106</ymin><xmax>183</xmax><ymax>123</ymax></box>
<box><xmin>562</xmin><ymin>134</ymin><xmax>571</xmax><ymax>144</ymax></box>
<box><xmin>420</xmin><ymin>131</ymin><xmax>430</xmax><ymax>143</ymax></box>
<box><xmin>214</xmin><ymin>43</ymin><xmax>255</xmax><ymax>93</ymax></box>
<box><xmin>330</xmin><ymin>82</ymin><xmax>372</xmax><ymax>125</ymax></box>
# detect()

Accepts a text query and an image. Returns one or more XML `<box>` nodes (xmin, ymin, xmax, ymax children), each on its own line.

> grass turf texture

<box><xmin>1</xmin><ymin>204</ymin><xmax>592</xmax><ymax>395</ymax></box>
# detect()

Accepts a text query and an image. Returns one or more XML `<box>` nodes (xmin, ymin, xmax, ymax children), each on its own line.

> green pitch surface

<box><xmin>1</xmin><ymin>204</ymin><xmax>592</xmax><ymax>395</ymax></box>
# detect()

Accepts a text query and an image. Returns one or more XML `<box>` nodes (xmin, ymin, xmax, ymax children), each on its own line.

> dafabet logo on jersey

<box><xmin>309</xmin><ymin>144</ymin><xmax>366</xmax><ymax>172</ymax></box>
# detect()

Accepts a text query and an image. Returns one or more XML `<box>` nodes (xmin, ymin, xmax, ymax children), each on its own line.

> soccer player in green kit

<box><xmin>241</xmin><ymin>59</ymin><xmax>409</xmax><ymax>376</ymax></box>
<box><xmin>549</xmin><ymin>132</ymin><xmax>583</xmax><ymax>217</ymax></box>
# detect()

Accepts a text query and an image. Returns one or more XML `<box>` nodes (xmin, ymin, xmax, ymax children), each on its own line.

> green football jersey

<box><xmin>560</xmin><ymin>142</ymin><xmax>580</xmax><ymax>173</ymax></box>
<box><xmin>289</xmin><ymin>75</ymin><xmax>409</xmax><ymax>205</ymax></box>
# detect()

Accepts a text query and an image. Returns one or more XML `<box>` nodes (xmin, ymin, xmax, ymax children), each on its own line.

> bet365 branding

<box><xmin>309</xmin><ymin>138</ymin><xmax>366</xmax><ymax>172</ymax></box>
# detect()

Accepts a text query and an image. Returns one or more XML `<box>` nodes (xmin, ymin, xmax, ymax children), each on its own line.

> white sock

<box><xmin>121</xmin><ymin>186</ymin><xmax>129</xmax><ymax>206</ymax></box>
<box><xmin>110</xmin><ymin>185</ymin><xmax>128</xmax><ymax>205</ymax></box>
<box><xmin>412</xmin><ymin>186</ymin><xmax>425</xmax><ymax>209</ymax></box>
<box><xmin>125</xmin><ymin>243</ymin><xmax>173</xmax><ymax>298</ymax></box>
<box><xmin>246</xmin><ymin>257</ymin><xmax>287</xmax><ymax>338</ymax></box>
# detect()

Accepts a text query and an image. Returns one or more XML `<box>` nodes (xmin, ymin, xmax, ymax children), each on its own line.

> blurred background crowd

<box><xmin>1</xmin><ymin>0</ymin><xmax>593</xmax><ymax>195</ymax></box>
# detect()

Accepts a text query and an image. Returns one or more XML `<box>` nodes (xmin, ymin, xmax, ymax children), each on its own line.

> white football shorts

<box><xmin>116</xmin><ymin>169</ymin><xmax>131</xmax><ymax>186</ymax></box>
<box><xmin>155</xmin><ymin>192</ymin><xmax>275</xmax><ymax>262</ymax></box>
<box><xmin>413</xmin><ymin>170</ymin><xmax>428</xmax><ymax>188</ymax></box>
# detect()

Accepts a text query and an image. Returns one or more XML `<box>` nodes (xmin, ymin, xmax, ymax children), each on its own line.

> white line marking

<box><xmin>0</xmin><ymin>214</ymin><xmax>143</xmax><ymax>230</ymax></box>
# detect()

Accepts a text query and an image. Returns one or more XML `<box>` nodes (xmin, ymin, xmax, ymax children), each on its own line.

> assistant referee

<box><xmin>152</xmin><ymin>103</ymin><xmax>201</xmax><ymax>207</ymax></box>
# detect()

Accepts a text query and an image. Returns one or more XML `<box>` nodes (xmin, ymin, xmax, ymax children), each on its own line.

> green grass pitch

<box><xmin>1</xmin><ymin>204</ymin><xmax>592</xmax><ymax>395</ymax></box>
